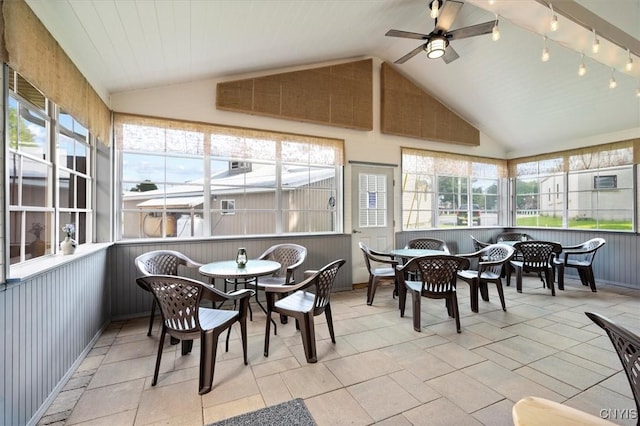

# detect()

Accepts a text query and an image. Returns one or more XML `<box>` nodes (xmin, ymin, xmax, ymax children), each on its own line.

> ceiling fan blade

<box><xmin>442</xmin><ymin>45</ymin><xmax>460</xmax><ymax>63</ymax></box>
<box><xmin>395</xmin><ymin>44</ymin><xmax>426</xmax><ymax>64</ymax></box>
<box><xmin>434</xmin><ymin>0</ymin><xmax>463</xmax><ymax>33</ymax></box>
<box><xmin>447</xmin><ymin>20</ymin><xmax>496</xmax><ymax>41</ymax></box>
<box><xmin>386</xmin><ymin>29</ymin><xmax>431</xmax><ymax>40</ymax></box>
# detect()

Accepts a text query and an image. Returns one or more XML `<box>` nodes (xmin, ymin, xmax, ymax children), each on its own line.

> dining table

<box><xmin>199</xmin><ymin>259</ymin><xmax>281</xmax><ymax>325</ymax></box>
<box><xmin>390</xmin><ymin>248</ymin><xmax>452</xmax><ymax>304</ymax></box>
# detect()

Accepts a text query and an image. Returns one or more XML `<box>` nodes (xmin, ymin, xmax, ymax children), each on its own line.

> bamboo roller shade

<box><xmin>216</xmin><ymin>59</ymin><xmax>373</xmax><ymax>131</ymax></box>
<box><xmin>381</xmin><ymin>62</ymin><xmax>479</xmax><ymax>146</ymax></box>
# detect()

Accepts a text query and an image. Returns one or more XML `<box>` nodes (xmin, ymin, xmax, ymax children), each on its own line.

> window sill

<box><xmin>6</xmin><ymin>242</ymin><xmax>113</xmax><ymax>285</ymax></box>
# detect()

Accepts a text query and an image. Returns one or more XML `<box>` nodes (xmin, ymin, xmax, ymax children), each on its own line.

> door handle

<box><xmin>352</xmin><ymin>229</ymin><xmax>361</xmax><ymax>233</ymax></box>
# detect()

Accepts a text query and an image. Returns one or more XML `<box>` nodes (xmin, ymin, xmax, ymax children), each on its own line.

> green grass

<box><xmin>516</xmin><ymin>215</ymin><xmax>632</xmax><ymax>230</ymax></box>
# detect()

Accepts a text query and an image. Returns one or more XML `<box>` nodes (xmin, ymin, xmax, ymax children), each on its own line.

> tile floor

<box><xmin>39</xmin><ymin>275</ymin><xmax>640</xmax><ymax>425</ymax></box>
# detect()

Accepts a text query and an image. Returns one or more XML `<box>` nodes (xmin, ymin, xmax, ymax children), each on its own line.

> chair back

<box><xmin>310</xmin><ymin>259</ymin><xmax>346</xmax><ymax>314</ymax></box>
<box><xmin>585</xmin><ymin>312</ymin><xmax>640</xmax><ymax>412</ymax></box>
<box><xmin>470</xmin><ymin>235</ymin><xmax>490</xmax><ymax>251</ymax></box>
<box><xmin>513</xmin><ymin>241</ymin><xmax>561</xmax><ymax>271</ymax></box>
<box><xmin>497</xmin><ymin>232</ymin><xmax>533</xmax><ymax>242</ymax></box>
<box><xmin>136</xmin><ymin>275</ymin><xmax>205</xmax><ymax>333</ymax></box>
<box><xmin>135</xmin><ymin>250</ymin><xmax>198</xmax><ymax>276</ymax></box>
<box><xmin>259</xmin><ymin>244</ymin><xmax>307</xmax><ymax>282</ymax></box>
<box><xmin>359</xmin><ymin>242</ymin><xmax>374</xmax><ymax>273</ymax></box>
<box><xmin>403</xmin><ymin>255</ymin><xmax>469</xmax><ymax>293</ymax></box>
<box><xmin>406</xmin><ymin>238</ymin><xmax>449</xmax><ymax>253</ymax></box>
<box><xmin>578</xmin><ymin>238</ymin><xmax>606</xmax><ymax>264</ymax></box>
<box><xmin>479</xmin><ymin>244</ymin><xmax>515</xmax><ymax>275</ymax></box>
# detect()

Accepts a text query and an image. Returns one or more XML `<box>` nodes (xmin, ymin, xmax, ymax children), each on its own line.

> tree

<box><xmin>130</xmin><ymin>180</ymin><xmax>158</xmax><ymax>192</ymax></box>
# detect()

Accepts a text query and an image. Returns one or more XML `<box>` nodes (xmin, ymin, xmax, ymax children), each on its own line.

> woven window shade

<box><xmin>1</xmin><ymin>0</ymin><xmax>111</xmax><ymax>145</ymax></box>
<box><xmin>507</xmin><ymin>138</ymin><xmax>639</xmax><ymax>176</ymax></box>
<box><xmin>114</xmin><ymin>113</ymin><xmax>345</xmax><ymax>166</ymax></box>
<box><xmin>402</xmin><ymin>147</ymin><xmax>507</xmax><ymax>178</ymax></box>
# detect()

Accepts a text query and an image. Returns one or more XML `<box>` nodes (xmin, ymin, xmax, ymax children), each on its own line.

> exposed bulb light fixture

<box><xmin>424</xmin><ymin>35</ymin><xmax>448</xmax><ymax>59</ymax></box>
<box><xmin>636</xmin><ymin>85</ymin><xmax>640</xmax><ymax>97</ymax></box>
<box><xmin>430</xmin><ymin>0</ymin><xmax>440</xmax><ymax>19</ymax></box>
<box><xmin>488</xmin><ymin>0</ymin><xmax>495</xmax><ymax>4</ymax></box>
<box><xmin>609</xmin><ymin>69</ymin><xmax>617</xmax><ymax>89</ymax></box>
<box><xmin>541</xmin><ymin>37</ymin><xmax>550</xmax><ymax>62</ymax></box>
<box><xmin>549</xmin><ymin>4</ymin><xmax>558</xmax><ymax>32</ymax></box>
<box><xmin>578</xmin><ymin>54</ymin><xmax>586</xmax><ymax>76</ymax></box>
<box><xmin>592</xmin><ymin>29</ymin><xmax>600</xmax><ymax>53</ymax></box>
<box><xmin>491</xmin><ymin>18</ymin><xmax>500</xmax><ymax>41</ymax></box>
<box><xmin>626</xmin><ymin>49</ymin><xmax>633</xmax><ymax>71</ymax></box>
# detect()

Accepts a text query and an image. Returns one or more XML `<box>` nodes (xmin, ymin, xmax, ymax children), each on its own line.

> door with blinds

<box><xmin>351</xmin><ymin>164</ymin><xmax>395</xmax><ymax>285</ymax></box>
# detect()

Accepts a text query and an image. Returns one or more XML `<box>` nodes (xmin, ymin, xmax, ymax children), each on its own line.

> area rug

<box><xmin>208</xmin><ymin>398</ymin><xmax>316</xmax><ymax>426</ymax></box>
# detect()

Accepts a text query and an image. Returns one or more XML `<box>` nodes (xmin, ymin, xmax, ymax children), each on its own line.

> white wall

<box><xmin>110</xmin><ymin>56</ymin><xmax>508</xmax><ymax>236</ymax></box>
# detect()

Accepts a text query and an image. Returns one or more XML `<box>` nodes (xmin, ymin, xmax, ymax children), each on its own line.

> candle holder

<box><xmin>236</xmin><ymin>247</ymin><xmax>247</xmax><ymax>268</ymax></box>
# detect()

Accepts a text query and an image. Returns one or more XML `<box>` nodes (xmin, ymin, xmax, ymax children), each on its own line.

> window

<box><xmin>401</xmin><ymin>148</ymin><xmax>505</xmax><ymax>229</ymax></box>
<box><xmin>359</xmin><ymin>174</ymin><xmax>387</xmax><ymax>227</ymax></box>
<box><xmin>515</xmin><ymin>158</ymin><xmax>564</xmax><ymax>227</ymax></box>
<box><xmin>6</xmin><ymin>68</ymin><xmax>94</xmax><ymax>264</ymax></box>
<box><xmin>115</xmin><ymin>114</ymin><xmax>343</xmax><ymax>239</ymax></box>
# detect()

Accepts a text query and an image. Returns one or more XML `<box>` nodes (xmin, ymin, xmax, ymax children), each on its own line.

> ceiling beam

<box><xmin>536</xmin><ymin>0</ymin><xmax>640</xmax><ymax>58</ymax></box>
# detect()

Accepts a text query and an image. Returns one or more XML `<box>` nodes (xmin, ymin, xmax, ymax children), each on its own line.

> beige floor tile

<box><xmin>484</xmin><ymin>336</ymin><xmax>557</xmax><ymax>364</ymax></box>
<box><xmin>201</xmin><ymin>361</ymin><xmax>260</xmax><ymax>407</ymax></box>
<box><xmin>72</xmin><ymin>409</ymin><xmax>137</xmax><ymax>426</ymax></box>
<box><xmin>564</xmin><ymin>341</ymin><xmax>623</xmax><ymax>371</ymax></box>
<box><xmin>304</xmin><ymin>388</ymin><xmax>373</xmax><ymax>426</ymax></box>
<box><xmin>256</xmin><ymin>374</ymin><xmax>293</xmax><ymax>406</ymax></box>
<box><xmin>341</xmin><ymin>329</ymin><xmax>395</xmax><ymax>352</ymax></box>
<box><xmin>403</xmin><ymin>397</ymin><xmax>483</xmax><ymax>426</ymax></box>
<box><xmin>374</xmin><ymin>414</ymin><xmax>412</xmax><ymax>426</ymax></box>
<box><xmin>503</xmin><ymin>323</ymin><xmax>581</xmax><ymax>350</ymax></box>
<box><xmin>599</xmin><ymin>372</ymin><xmax>634</xmax><ymax>399</ymax></box>
<box><xmin>465</xmin><ymin>321</ymin><xmax>516</xmax><ymax>342</ymax></box>
<box><xmin>88</xmin><ymin>353</ymin><xmax>175</xmax><ymax>389</ymax></box>
<box><xmin>514</xmin><ymin>366</ymin><xmax>581</xmax><ymax>398</ymax></box>
<box><xmin>280</xmin><ymin>363</ymin><xmax>342</xmax><ymax>399</ymax></box>
<box><xmin>553</xmin><ymin>351</ymin><xmax>618</xmax><ymax>376</ymax></box>
<box><xmin>541</xmin><ymin>322</ymin><xmax>601</xmax><ymax>342</ymax></box>
<box><xmin>427</xmin><ymin>371</ymin><xmax>504</xmax><ymax>414</ymax></box>
<box><xmin>427</xmin><ymin>342</ymin><xmax>486</xmax><ymax>369</ymax></box>
<box><xmin>135</xmin><ymin>379</ymin><xmax>202</xmax><ymax>425</ymax></box>
<box><xmin>347</xmin><ymin>375</ymin><xmax>421</xmax><ymax>422</ymax></box>
<box><xmin>66</xmin><ymin>379</ymin><xmax>145</xmax><ymax>424</ymax></box>
<box><xmin>462</xmin><ymin>360</ymin><xmax>565</xmax><ymax>404</ymax></box>
<box><xmin>471</xmin><ymin>347</ymin><xmax>523</xmax><ymax>371</ymax></box>
<box><xmin>383</xmin><ymin>344</ymin><xmax>456</xmax><ymax>381</ymax></box>
<box><xmin>324</xmin><ymin>350</ymin><xmax>400</xmax><ymax>387</ymax></box>
<box><xmin>203</xmin><ymin>394</ymin><xmax>264</xmax><ymax>424</ymax></box>
<box><xmin>471</xmin><ymin>399</ymin><xmax>516</xmax><ymax>426</ymax></box>
<box><xmin>527</xmin><ymin>355</ymin><xmax>608</xmax><ymax>390</ymax></box>
<box><xmin>251</xmin><ymin>356</ymin><xmax>300</xmax><ymax>378</ymax></box>
<box><xmin>564</xmin><ymin>385</ymin><xmax>637</xmax><ymax>426</ymax></box>
<box><xmin>388</xmin><ymin>370</ymin><xmax>441</xmax><ymax>404</ymax></box>
<box><xmin>102</xmin><ymin>339</ymin><xmax>160</xmax><ymax>364</ymax></box>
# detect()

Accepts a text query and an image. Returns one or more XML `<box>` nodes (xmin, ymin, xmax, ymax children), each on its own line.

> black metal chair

<box><xmin>585</xmin><ymin>312</ymin><xmax>640</xmax><ymax>416</ymax></box>
<box><xmin>136</xmin><ymin>275</ymin><xmax>252</xmax><ymax>394</ymax></box>
<box><xmin>553</xmin><ymin>238</ymin><xmax>605</xmax><ymax>292</ymax></box>
<box><xmin>396</xmin><ymin>255</ymin><xmax>469</xmax><ymax>333</ymax></box>
<box><xmin>263</xmin><ymin>259</ymin><xmax>345</xmax><ymax>363</ymax></box>
<box><xmin>359</xmin><ymin>242</ymin><xmax>398</xmax><ymax>305</ymax></box>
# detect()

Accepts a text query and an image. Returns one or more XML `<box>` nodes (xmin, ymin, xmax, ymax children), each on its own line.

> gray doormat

<box><xmin>208</xmin><ymin>398</ymin><xmax>316</xmax><ymax>426</ymax></box>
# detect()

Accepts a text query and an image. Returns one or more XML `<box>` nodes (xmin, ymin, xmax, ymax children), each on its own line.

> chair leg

<box><xmin>557</xmin><ymin>264</ymin><xmax>565</xmax><ymax>290</ymax></box>
<box><xmin>546</xmin><ymin>269</ymin><xmax>555</xmax><ymax>296</ymax></box>
<box><xmin>515</xmin><ymin>267</ymin><xmax>523</xmax><ymax>293</ymax></box>
<box><xmin>325</xmin><ymin>304</ymin><xmax>336</xmax><ymax>344</ymax></box>
<box><xmin>479</xmin><ymin>281</ymin><xmax>489</xmax><ymax>302</ymax></box>
<box><xmin>587</xmin><ymin>268</ymin><xmax>597</xmax><ymax>292</ymax></box>
<box><xmin>505</xmin><ymin>264</ymin><xmax>512</xmax><ymax>287</ymax></box>
<box><xmin>299</xmin><ymin>314</ymin><xmax>317</xmax><ymax>363</ymax></box>
<box><xmin>469</xmin><ymin>279</ymin><xmax>479</xmax><ymax>313</ymax></box>
<box><xmin>264</xmin><ymin>309</ymin><xmax>273</xmax><ymax>357</ymax></box>
<box><xmin>399</xmin><ymin>284</ymin><xmax>407</xmax><ymax>316</ymax></box>
<box><xmin>152</xmin><ymin>327</ymin><xmax>167</xmax><ymax>386</ymax></box>
<box><xmin>148</xmin><ymin>299</ymin><xmax>156</xmax><ymax>336</ymax></box>
<box><xmin>411</xmin><ymin>291</ymin><xmax>421</xmax><ymax>332</ymax></box>
<box><xmin>240</xmin><ymin>315</ymin><xmax>248</xmax><ymax>365</ymax></box>
<box><xmin>199</xmin><ymin>330</ymin><xmax>220</xmax><ymax>395</ymax></box>
<box><xmin>366</xmin><ymin>276</ymin><xmax>375</xmax><ymax>305</ymax></box>
<box><xmin>578</xmin><ymin>269</ymin><xmax>589</xmax><ymax>286</ymax></box>
<box><xmin>181</xmin><ymin>339</ymin><xmax>194</xmax><ymax>355</ymax></box>
<box><xmin>495</xmin><ymin>280</ymin><xmax>507</xmax><ymax>311</ymax></box>
<box><xmin>451</xmin><ymin>293</ymin><xmax>461</xmax><ymax>333</ymax></box>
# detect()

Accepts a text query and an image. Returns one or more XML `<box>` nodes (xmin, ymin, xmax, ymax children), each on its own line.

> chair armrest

<box><xmin>263</xmin><ymin>271</ymin><xmax>318</xmax><ymax>293</ymax></box>
<box><xmin>369</xmin><ymin>254</ymin><xmax>399</xmax><ymax>266</ymax></box>
<box><xmin>226</xmin><ymin>288</ymin><xmax>255</xmax><ymax>299</ymax></box>
<box><xmin>201</xmin><ymin>283</ymin><xmax>253</xmax><ymax>302</ymax></box>
<box><xmin>185</xmin><ymin>259</ymin><xmax>204</xmax><ymax>269</ymax></box>
<box><xmin>457</xmin><ymin>249</ymin><xmax>483</xmax><ymax>259</ymax></box>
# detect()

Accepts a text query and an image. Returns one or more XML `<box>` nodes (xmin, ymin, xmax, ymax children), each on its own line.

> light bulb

<box><xmin>609</xmin><ymin>70</ymin><xmax>617</xmax><ymax>89</ymax></box>
<box><xmin>542</xmin><ymin>47</ymin><xmax>550</xmax><ymax>62</ymax></box>
<box><xmin>626</xmin><ymin>50</ymin><xmax>633</xmax><ymax>71</ymax></box>
<box><xmin>492</xmin><ymin>21</ymin><xmax>500</xmax><ymax>41</ymax></box>
<box><xmin>636</xmin><ymin>86</ymin><xmax>640</xmax><ymax>97</ymax></box>
<box><xmin>592</xmin><ymin>30</ymin><xmax>600</xmax><ymax>53</ymax></box>
<box><xmin>549</xmin><ymin>4</ymin><xmax>558</xmax><ymax>32</ymax></box>
<box><xmin>488</xmin><ymin>0</ymin><xmax>495</xmax><ymax>4</ymax></box>
<box><xmin>430</xmin><ymin>0</ymin><xmax>439</xmax><ymax>19</ymax></box>
<box><xmin>578</xmin><ymin>57</ymin><xmax>586</xmax><ymax>76</ymax></box>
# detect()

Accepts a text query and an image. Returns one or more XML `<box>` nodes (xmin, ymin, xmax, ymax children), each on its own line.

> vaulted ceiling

<box><xmin>25</xmin><ymin>0</ymin><xmax>640</xmax><ymax>157</ymax></box>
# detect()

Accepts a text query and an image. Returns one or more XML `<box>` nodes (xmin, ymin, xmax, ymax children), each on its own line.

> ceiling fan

<box><xmin>385</xmin><ymin>0</ymin><xmax>498</xmax><ymax>64</ymax></box>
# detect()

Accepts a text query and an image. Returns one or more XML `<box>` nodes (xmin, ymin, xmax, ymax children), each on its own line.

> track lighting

<box><xmin>609</xmin><ymin>69</ymin><xmax>617</xmax><ymax>89</ymax></box>
<box><xmin>592</xmin><ymin>29</ymin><xmax>600</xmax><ymax>54</ymax></box>
<box><xmin>626</xmin><ymin>50</ymin><xmax>633</xmax><ymax>71</ymax></box>
<box><xmin>491</xmin><ymin>18</ymin><xmax>500</xmax><ymax>41</ymax></box>
<box><xmin>549</xmin><ymin>4</ymin><xmax>558</xmax><ymax>32</ymax></box>
<box><xmin>541</xmin><ymin>37</ymin><xmax>550</xmax><ymax>62</ymax></box>
<box><xmin>430</xmin><ymin>0</ymin><xmax>440</xmax><ymax>19</ymax></box>
<box><xmin>578</xmin><ymin>54</ymin><xmax>586</xmax><ymax>76</ymax></box>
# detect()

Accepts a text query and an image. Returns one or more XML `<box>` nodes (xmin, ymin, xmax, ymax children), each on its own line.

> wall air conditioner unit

<box><xmin>221</xmin><ymin>199</ymin><xmax>236</xmax><ymax>215</ymax></box>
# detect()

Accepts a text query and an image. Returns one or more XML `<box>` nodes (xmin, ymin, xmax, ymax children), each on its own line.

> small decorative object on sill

<box><xmin>61</xmin><ymin>223</ymin><xmax>77</xmax><ymax>255</ymax></box>
<box><xmin>236</xmin><ymin>247</ymin><xmax>247</xmax><ymax>268</ymax></box>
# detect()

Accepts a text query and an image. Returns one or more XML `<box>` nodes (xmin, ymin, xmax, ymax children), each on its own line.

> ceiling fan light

<box><xmin>425</xmin><ymin>36</ymin><xmax>448</xmax><ymax>59</ymax></box>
